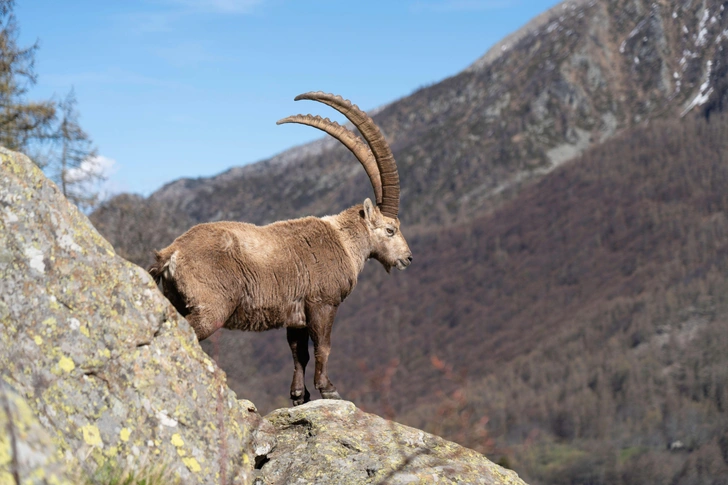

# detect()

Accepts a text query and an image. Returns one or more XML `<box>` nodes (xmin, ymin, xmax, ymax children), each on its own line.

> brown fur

<box><xmin>149</xmin><ymin>201</ymin><xmax>412</xmax><ymax>404</ymax></box>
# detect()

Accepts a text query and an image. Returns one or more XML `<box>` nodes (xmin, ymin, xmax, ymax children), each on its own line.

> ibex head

<box><xmin>277</xmin><ymin>91</ymin><xmax>412</xmax><ymax>273</ymax></box>
<box><xmin>362</xmin><ymin>197</ymin><xmax>412</xmax><ymax>272</ymax></box>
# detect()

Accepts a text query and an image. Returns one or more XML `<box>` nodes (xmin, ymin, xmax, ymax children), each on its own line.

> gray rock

<box><xmin>259</xmin><ymin>400</ymin><xmax>526</xmax><ymax>485</ymax></box>
<box><xmin>0</xmin><ymin>147</ymin><xmax>271</xmax><ymax>484</ymax></box>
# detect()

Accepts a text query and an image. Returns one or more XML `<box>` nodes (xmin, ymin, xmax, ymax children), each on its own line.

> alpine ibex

<box><xmin>149</xmin><ymin>92</ymin><xmax>412</xmax><ymax>405</ymax></box>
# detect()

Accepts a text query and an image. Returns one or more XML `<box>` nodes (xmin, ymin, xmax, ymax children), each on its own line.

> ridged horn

<box><xmin>277</xmin><ymin>115</ymin><xmax>382</xmax><ymax>204</ymax></box>
<box><xmin>294</xmin><ymin>91</ymin><xmax>400</xmax><ymax>219</ymax></box>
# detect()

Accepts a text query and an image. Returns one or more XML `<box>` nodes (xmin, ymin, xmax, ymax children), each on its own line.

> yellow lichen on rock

<box><xmin>81</xmin><ymin>424</ymin><xmax>103</xmax><ymax>447</ymax></box>
<box><xmin>58</xmin><ymin>356</ymin><xmax>75</xmax><ymax>373</ymax></box>
<box><xmin>0</xmin><ymin>437</ymin><xmax>10</xmax><ymax>481</ymax></box>
<box><xmin>182</xmin><ymin>456</ymin><xmax>201</xmax><ymax>473</ymax></box>
<box><xmin>0</xmin><ymin>383</ymin><xmax>73</xmax><ymax>484</ymax></box>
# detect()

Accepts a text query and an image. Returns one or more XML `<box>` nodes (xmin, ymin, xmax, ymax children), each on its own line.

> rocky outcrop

<box><xmin>259</xmin><ymin>400</ymin><xmax>525</xmax><ymax>485</ymax></box>
<box><xmin>0</xmin><ymin>147</ymin><xmax>273</xmax><ymax>484</ymax></box>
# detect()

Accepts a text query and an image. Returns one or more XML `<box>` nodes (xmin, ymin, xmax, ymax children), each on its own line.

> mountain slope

<box><xmin>411</xmin><ymin>112</ymin><xmax>728</xmax><ymax>485</ymax></box>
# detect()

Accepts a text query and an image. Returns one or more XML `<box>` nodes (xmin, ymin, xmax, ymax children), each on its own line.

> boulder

<box><xmin>259</xmin><ymin>400</ymin><xmax>526</xmax><ymax>485</ymax></box>
<box><xmin>0</xmin><ymin>147</ymin><xmax>273</xmax><ymax>484</ymax></box>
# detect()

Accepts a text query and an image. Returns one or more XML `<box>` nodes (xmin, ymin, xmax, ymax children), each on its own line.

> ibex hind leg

<box><xmin>287</xmin><ymin>327</ymin><xmax>311</xmax><ymax>406</ymax></box>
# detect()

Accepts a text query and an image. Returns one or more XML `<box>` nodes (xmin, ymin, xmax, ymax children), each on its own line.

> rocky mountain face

<box><xmin>1</xmin><ymin>148</ymin><xmax>524</xmax><ymax>483</ymax></box>
<box><xmin>85</xmin><ymin>0</ymin><xmax>728</xmax><ymax>483</ymax></box>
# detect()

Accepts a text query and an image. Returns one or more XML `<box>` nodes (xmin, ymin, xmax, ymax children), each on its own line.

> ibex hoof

<box><xmin>320</xmin><ymin>390</ymin><xmax>342</xmax><ymax>400</ymax></box>
<box><xmin>291</xmin><ymin>389</ymin><xmax>311</xmax><ymax>406</ymax></box>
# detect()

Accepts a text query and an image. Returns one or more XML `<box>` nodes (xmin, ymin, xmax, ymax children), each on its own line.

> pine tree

<box><xmin>0</xmin><ymin>0</ymin><xmax>55</xmax><ymax>151</ymax></box>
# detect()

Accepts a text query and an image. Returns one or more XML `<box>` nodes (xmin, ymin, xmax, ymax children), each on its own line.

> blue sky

<box><xmin>17</xmin><ymin>0</ymin><xmax>561</xmax><ymax>196</ymax></box>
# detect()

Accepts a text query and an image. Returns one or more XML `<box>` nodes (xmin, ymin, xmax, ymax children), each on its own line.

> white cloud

<box><xmin>121</xmin><ymin>0</ymin><xmax>263</xmax><ymax>36</ymax></box>
<box><xmin>65</xmin><ymin>155</ymin><xmax>120</xmax><ymax>207</ymax></box>
<box><xmin>152</xmin><ymin>41</ymin><xmax>230</xmax><ymax>68</ymax></box>
<box><xmin>410</xmin><ymin>0</ymin><xmax>513</xmax><ymax>12</ymax></box>
<box><xmin>43</xmin><ymin>67</ymin><xmax>188</xmax><ymax>90</ymax></box>
<box><xmin>65</xmin><ymin>155</ymin><xmax>116</xmax><ymax>184</ymax></box>
<box><xmin>125</xmin><ymin>11</ymin><xmax>182</xmax><ymax>34</ymax></box>
<box><xmin>160</xmin><ymin>0</ymin><xmax>263</xmax><ymax>14</ymax></box>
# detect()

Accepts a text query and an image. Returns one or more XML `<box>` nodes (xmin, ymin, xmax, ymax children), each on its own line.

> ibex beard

<box><xmin>149</xmin><ymin>92</ymin><xmax>412</xmax><ymax>406</ymax></box>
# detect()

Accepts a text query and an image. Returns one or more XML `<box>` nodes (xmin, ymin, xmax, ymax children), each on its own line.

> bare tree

<box><xmin>50</xmin><ymin>88</ymin><xmax>102</xmax><ymax>210</ymax></box>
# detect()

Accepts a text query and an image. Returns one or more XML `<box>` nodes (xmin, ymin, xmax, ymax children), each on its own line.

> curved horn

<box><xmin>277</xmin><ymin>114</ymin><xmax>382</xmax><ymax>204</ymax></box>
<box><xmin>294</xmin><ymin>91</ymin><xmax>400</xmax><ymax>219</ymax></box>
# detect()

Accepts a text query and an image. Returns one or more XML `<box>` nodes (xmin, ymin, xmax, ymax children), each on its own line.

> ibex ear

<box><xmin>362</xmin><ymin>198</ymin><xmax>376</xmax><ymax>222</ymax></box>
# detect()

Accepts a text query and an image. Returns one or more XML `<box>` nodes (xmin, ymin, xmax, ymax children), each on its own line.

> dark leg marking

<box><xmin>287</xmin><ymin>327</ymin><xmax>311</xmax><ymax>406</ymax></box>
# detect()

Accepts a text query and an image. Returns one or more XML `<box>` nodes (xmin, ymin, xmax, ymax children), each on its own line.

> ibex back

<box><xmin>149</xmin><ymin>92</ymin><xmax>412</xmax><ymax>405</ymax></box>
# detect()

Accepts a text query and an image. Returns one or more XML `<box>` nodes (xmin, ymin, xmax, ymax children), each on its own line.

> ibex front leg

<box><xmin>308</xmin><ymin>304</ymin><xmax>341</xmax><ymax>400</ymax></box>
<box><xmin>286</xmin><ymin>327</ymin><xmax>310</xmax><ymax>406</ymax></box>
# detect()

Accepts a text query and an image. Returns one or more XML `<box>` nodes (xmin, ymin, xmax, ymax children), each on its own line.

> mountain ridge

<box><xmin>97</xmin><ymin>0</ymin><xmax>727</xmax><ymax>237</ymax></box>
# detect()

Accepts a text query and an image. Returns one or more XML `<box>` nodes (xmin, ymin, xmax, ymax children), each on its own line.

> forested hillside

<box><xmin>385</xmin><ymin>113</ymin><xmax>728</xmax><ymax>484</ymax></box>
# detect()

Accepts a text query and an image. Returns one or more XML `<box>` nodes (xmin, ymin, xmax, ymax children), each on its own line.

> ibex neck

<box><xmin>324</xmin><ymin>205</ymin><xmax>371</xmax><ymax>276</ymax></box>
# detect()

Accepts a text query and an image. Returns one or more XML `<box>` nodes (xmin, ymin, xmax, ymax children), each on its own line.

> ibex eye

<box><xmin>386</xmin><ymin>228</ymin><xmax>395</xmax><ymax>236</ymax></box>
